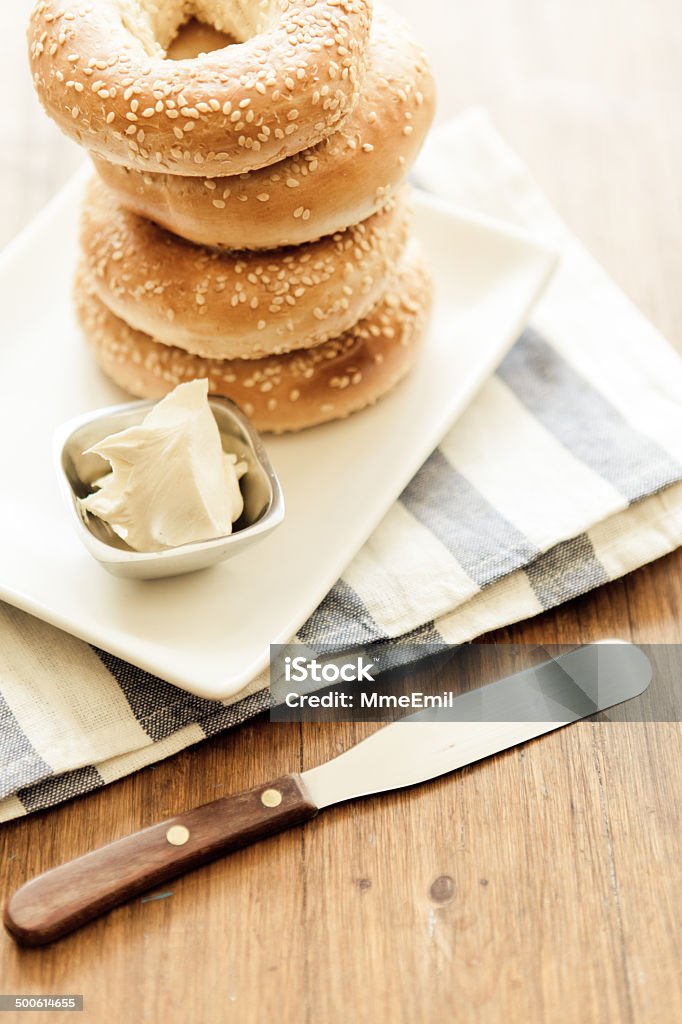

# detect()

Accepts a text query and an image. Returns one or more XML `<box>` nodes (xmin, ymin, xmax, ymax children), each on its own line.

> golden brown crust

<box><xmin>80</xmin><ymin>175</ymin><xmax>411</xmax><ymax>360</ymax></box>
<box><xmin>91</xmin><ymin>9</ymin><xmax>436</xmax><ymax>250</ymax></box>
<box><xmin>28</xmin><ymin>0</ymin><xmax>371</xmax><ymax>176</ymax></box>
<box><xmin>74</xmin><ymin>244</ymin><xmax>433</xmax><ymax>433</ymax></box>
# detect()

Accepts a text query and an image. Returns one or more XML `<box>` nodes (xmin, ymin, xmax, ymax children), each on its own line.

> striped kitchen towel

<box><xmin>2</xmin><ymin>108</ymin><xmax>682</xmax><ymax>822</ymax></box>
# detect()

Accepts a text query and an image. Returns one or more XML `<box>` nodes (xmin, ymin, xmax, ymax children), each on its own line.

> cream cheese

<box><xmin>81</xmin><ymin>380</ymin><xmax>247</xmax><ymax>552</ymax></box>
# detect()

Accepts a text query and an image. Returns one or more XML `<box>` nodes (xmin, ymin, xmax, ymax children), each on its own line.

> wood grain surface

<box><xmin>0</xmin><ymin>0</ymin><xmax>680</xmax><ymax>1021</ymax></box>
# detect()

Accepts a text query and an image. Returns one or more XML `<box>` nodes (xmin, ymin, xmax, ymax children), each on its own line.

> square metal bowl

<box><xmin>54</xmin><ymin>397</ymin><xmax>285</xmax><ymax>580</ymax></box>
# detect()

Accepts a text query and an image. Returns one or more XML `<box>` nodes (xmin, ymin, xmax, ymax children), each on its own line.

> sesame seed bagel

<box><xmin>80</xmin><ymin>175</ymin><xmax>411</xmax><ymax>360</ymax></box>
<box><xmin>91</xmin><ymin>8</ymin><xmax>436</xmax><ymax>250</ymax></box>
<box><xmin>28</xmin><ymin>0</ymin><xmax>372</xmax><ymax>177</ymax></box>
<box><xmin>75</xmin><ymin>243</ymin><xmax>432</xmax><ymax>433</ymax></box>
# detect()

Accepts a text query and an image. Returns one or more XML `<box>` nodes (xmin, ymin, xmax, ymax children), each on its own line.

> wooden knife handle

<box><xmin>4</xmin><ymin>773</ymin><xmax>317</xmax><ymax>946</ymax></box>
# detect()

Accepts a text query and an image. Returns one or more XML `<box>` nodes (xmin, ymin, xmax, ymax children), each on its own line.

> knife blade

<box><xmin>4</xmin><ymin>640</ymin><xmax>651</xmax><ymax>946</ymax></box>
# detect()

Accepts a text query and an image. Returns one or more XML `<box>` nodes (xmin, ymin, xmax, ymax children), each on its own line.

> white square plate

<box><xmin>0</xmin><ymin>170</ymin><xmax>556</xmax><ymax>699</ymax></box>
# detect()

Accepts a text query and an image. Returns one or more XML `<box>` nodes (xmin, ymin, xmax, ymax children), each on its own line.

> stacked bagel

<box><xmin>29</xmin><ymin>0</ymin><xmax>436</xmax><ymax>431</ymax></box>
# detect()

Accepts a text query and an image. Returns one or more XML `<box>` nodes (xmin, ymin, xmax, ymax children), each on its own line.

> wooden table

<box><xmin>1</xmin><ymin>1</ymin><xmax>680</xmax><ymax>1021</ymax></box>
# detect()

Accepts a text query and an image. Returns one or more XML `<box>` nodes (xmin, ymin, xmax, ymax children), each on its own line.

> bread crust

<box><xmin>28</xmin><ymin>0</ymin><xmax>371</xmax><ymax>176</ymax></box>
<box><xmin>75</xmin><ymin>243</ymin><xmax>433</xmax><ymax>433</ymax></box>
<box><xmin>80</xmin><ymin>175</ymin><xmax>411</xmax><ymax>360</ymax></box>
<box><xmin>91</xmin><ymin>8</ymin><xmax>436</xmax><ymax>250</ymax></box>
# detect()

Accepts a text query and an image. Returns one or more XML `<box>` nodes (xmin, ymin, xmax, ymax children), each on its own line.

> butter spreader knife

<box><xmin>4</xmin><ymin>640</ymin><xmax>651</xmax><ymax>946</ymax></box>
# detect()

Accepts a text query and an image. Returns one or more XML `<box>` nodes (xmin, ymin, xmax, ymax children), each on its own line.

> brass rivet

<box><xmin>166</xmin><ymin>825</ymin><xmax>190</xmax><ymax>846</ymax></box>
<box><xmin>261</xmin><ymin>788</ymin><xmax>283</xmax><ymax>808</ymax></box>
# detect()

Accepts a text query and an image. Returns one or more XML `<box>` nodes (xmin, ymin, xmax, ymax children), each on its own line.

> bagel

<box><xmin>74</xmin><ymin>243</ymin><xmax>433</xmax><ymax>433</ymax></box>
<box><xmin>91</xmin><ymin>8</ymin><xmax>436</xmax><ymax>250</ymax></box>
<box><xmin>80</xmin><ymin>175</ymin><xmax>410</xmax><ymax>360</ymax></box>
<box><xmin>28</xmin><ymin>0</ymin><xmax>372</xmax><ymax>177</ymax></box>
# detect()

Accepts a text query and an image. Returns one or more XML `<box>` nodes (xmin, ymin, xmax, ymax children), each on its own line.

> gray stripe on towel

<box><xmin>201</xmin><ymin>689</ymin><xmax>273</xmax><ymax>738</ymax></box>
<box><xmin>94</xmin><ymin>648</ymin><xmax>228</xmax><ymax>742</ymax></box>
<box><xmin>96</xmin><ymin>650</ymin><xmax>274</xmax><ymax>741</ymax></box>
<box><xmin>0</xmin><ymin>692</ymin><xmax>52</xmax><ymax>800</ymax></box>
<box><xmin>18</xmin><ymin>765</ymin><xmax>104</xmax><ymax>814</ymax></box>
<box><xmin>400</xmin><ymin>449</ymin><xmax>539</xmax><ymax>588</ymax></box>
<box><xmin>298</xmin><ymin>579</ymin><xmax>388</xmax><ymax>649</ymax></box>
<box><xmin>498</xmin><ymin>328</ymin><xmax>682</xmax><ymax>501</ymax></box>
<box><xmin>525</xmin><ymin>534</ymin><xmax>609</xmax><ymax>609</ymax></box>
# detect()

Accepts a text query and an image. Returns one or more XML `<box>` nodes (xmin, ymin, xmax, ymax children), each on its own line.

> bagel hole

<box><xmin>166</xmin><ymin>17</ymin><xmax>237</xmax><ymax>59</ymax></box>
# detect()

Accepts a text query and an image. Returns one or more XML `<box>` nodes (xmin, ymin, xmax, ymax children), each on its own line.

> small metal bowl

<box><xmin>54</xmin><ymin>397</ymin><xmax>285</xmax><ymax>580</ymax></box>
